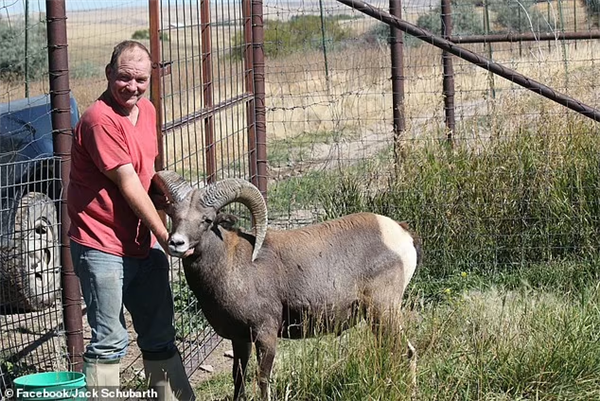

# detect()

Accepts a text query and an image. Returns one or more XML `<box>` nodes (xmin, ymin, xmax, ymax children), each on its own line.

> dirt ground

<box><xmin>87</xmin><ymin>309</ymin><xmax>235</xmax><ymax>389</ymax></box>
<box><xmin>188</xmin><ymin>339</ymin><xmax>234</xmax><ymax>386</ymax></box>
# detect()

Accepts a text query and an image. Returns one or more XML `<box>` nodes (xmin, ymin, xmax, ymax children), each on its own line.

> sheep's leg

<box><xmin>369</xmin><ymin>301</ymin><xmax>418</xmax><ymax>397</ymax></box>
<box><xmin>368</xmin><ymin>302</ymin><xmax>404</xmax><ymax>348</ymax></box>
<box><xmin>255</xmin><ymin>333</ymin><xmax>278</xmax><ymax>401</ymax></box>
<box><xmin>232</xmin><ymin>340</ymin><xmax>252</xmax><ymax>401</ymax></box>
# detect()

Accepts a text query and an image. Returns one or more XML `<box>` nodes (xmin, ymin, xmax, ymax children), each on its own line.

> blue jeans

<box><xmin>71</xmin><ymin>240</ymin><xmax>177</xmax><ymax>361</ymax></box>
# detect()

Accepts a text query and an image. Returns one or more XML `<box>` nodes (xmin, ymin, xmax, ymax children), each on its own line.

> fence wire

<box><xmin>1</xmin><ymin>158</ymin><xmax>65</xmax><ymax>392</ymax></box>
<box><xmin>263</xmin><ymin>0</ymin><xmax>600</xmax><ymax>227</ymax></box>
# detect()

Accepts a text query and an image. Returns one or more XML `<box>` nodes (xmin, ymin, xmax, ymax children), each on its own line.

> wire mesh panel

<box><xmin>0</xmin><ymin>158</ymin><xmax>66</xmax><ymax>393</ymax></box>
<box><xmin>156</xmin><ymin>0</ymin><xmax>256</xmax><ymax>376</ymax></box>
<box><xmin>1</xmin><ymin>1</ymin><xmax>72</xmax><ymax>377</ymax></box>
<box><xmin>159</xmin><ymin>0</ymin><xmax>254</xmax><ymax>183</ymax></box>
<box><xmin>2</xmin><ymin>0</ymin><xmax>246</xmax><ymax>389</ymax></box>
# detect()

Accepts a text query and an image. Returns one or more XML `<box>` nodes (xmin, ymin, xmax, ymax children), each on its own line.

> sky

<box><xmin>2</xmin><ymin>0</ymin><xmax>152</xmax><ymax>16</ymax></box>
<box><xmin>1</xmin><ymin>0</ymin><xmax>412</xmax><ymax>20</ymax></box>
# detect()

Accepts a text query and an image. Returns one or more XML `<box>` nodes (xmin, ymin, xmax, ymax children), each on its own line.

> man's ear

<box><xmin>214</xmin><ymin>213</ymin><xmax>238</xmax><ymax>230</ymax></box>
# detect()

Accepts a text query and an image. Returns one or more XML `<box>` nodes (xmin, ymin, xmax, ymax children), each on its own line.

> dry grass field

<box><xmin>4</xmin><ymin>1</ymin><xmax>600</xmax><ymax>176</ymax></box>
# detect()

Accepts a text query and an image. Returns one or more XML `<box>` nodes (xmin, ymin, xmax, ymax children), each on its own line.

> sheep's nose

<box><xmin>169</xmin><ymin>236</ymin><xmax>186</xmax><ymax>248</ymax></box>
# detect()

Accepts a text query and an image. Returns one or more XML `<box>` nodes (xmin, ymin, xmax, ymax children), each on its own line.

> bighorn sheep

<box><xmin>153</xmin><ymin>171</ymin><xmax>421</xmax><ymax>401</ymax></box>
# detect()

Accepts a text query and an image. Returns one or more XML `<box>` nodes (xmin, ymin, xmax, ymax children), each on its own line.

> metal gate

<box><xmin>146</xmin><ymin>0</ymin><xmax>266</xmax><ymax>375</ymax></box>
<box><xmin>150</xmin><ymin>0</ymin><xmax>266</xmax><ymax>191</ymax></box>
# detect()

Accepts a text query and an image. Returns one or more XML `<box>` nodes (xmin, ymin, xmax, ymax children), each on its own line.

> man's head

<box><xmin>105</xmin><ymin>40</ymin><xmax>152</xmax><ymax>113</ymax></box>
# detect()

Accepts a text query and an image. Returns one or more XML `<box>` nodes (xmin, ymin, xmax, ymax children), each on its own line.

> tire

<box><xmin>0</xmin><ymin>192</ymin><xmax>60</xmax><ymax>312</ymax></box>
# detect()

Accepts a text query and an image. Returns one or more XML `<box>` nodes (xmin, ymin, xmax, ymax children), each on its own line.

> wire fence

<box><xmin>2</xmin><ymin>0</ymin><xmax>600</xmax><ymax>395</ymax></box>
<box><xmin>263</xmin><ymin>0</ymin><xmax>600</xmax><ymax>227</ymax></box>
<box><xmin>0</xmin><ymin>158</ymin><xmax>65</xmax><ymax>391</ymax></box>
<box><xmin>1</xmin><ymin>0</ymin><xmax>265</xmax><ymax>391</ymax></box>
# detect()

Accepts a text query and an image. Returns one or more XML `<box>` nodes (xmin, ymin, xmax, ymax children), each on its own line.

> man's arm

<box><xmin>104</xmin><ymin>163</ymin><xmax>171</xmax><ymax>253</ymax></box>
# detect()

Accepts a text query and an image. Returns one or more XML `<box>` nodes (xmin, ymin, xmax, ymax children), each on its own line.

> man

<box><xmin>68</xmin><ymin>40</ymin><xmax>195</xmax><ymax>400</ymax></box>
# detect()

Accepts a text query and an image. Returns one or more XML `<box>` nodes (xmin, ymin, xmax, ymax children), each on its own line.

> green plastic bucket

<box><xmin>12</xmin><ymin>371</ymin><xmax>86</xmax><ymax>400</ymax></box>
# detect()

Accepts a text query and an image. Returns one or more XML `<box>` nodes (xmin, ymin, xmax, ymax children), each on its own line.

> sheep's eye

<box><xmin>204</xmin><ymin>218</ymin><xmax>213</xmax><ymax>225</ymax></box>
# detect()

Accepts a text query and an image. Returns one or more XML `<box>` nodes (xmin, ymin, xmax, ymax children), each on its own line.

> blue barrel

<box><xmin>12</xmin><ymin>371</ymin><xmax>86</xmax><ymax>400</ymax></box>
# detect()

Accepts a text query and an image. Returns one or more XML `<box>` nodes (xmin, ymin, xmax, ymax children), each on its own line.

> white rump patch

<box><xmin>375</xmin><ymin>215</ymin><xmax>418</xmax><ymax>291</ymax></box>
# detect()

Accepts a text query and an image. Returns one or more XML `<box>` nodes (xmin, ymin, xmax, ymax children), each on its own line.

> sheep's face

<box><xmin>165</xmin><ymin>190</ymin><xmax>217</xmax><ymax>258</ymax></box>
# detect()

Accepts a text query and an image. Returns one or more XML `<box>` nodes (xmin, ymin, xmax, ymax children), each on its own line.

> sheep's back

<box><xmin>263</xmin><ymin>212</ymin><xmax>417</xmax><ymax>307</ymax></box>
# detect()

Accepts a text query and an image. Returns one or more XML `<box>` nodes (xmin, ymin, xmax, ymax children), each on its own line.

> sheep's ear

<box><xmin>164</xmin><ymin>202</ymin><xmax>175</xmax><ymax>217</ymax></box>
<box><xmin>214</xmin><ymin>213</ymin><xmax>238</xmax><ymax>230</ymax></box>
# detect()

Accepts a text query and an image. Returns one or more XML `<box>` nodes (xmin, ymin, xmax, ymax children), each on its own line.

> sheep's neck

<box><xmin>188</xmin><ymin>228</ymin><xmax>254</xmax><ymax>300</ymax></box>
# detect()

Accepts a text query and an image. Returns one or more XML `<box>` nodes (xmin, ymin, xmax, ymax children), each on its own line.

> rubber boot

<box><xmin>83</xmin><ymin>357</ymin><xmax>120</xmax><ymax>400</ymax></box>
<box><xmin>143</xmin><ymin>352</ymin><xmax>196</xmax><ymax>401</ymax></box>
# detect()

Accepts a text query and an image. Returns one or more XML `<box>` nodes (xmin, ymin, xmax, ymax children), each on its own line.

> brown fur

<box><xmin>168</xmin><ymin>207</ymin><xmax>420</xmax><ymax>401</ymax></box>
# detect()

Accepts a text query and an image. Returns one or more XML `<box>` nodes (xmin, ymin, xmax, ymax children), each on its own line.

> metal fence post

<box><xmin>251</xmin><ymin>0</ymin><xmax>268</xmax><ymax>199</ymax></box>
<box><xmin>390</xmin><ymin>0</ymin><xmax>406</xmax><ymax>172</ymax></box>
<box><xmin>201</xmin><ymin>0</ymin><xmax>217</xmax><ymax>184</ymax></box>
<box><xmin>46</xmin><ymin>0</ymin><xmax>84</xmax><ymax>372</ymax></box>
<box><xmin>441</xmin><ymin>0</ymin><xmax>455</xmax><ymax>144</ymax></box>
<box><xmin>244</xmin><ymin>0</ymin><xmax>258</xmax><ymax>190</ymax></box>
<box><xmin>149</xmin><ymin>0</ymin><xmax>165</xmax><ymax>174</ymax></box>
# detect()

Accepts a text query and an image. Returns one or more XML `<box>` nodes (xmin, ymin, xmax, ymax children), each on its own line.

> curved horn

<box><xmin>153</xmin><ymin>170</ymin><xmax>194</xmax><ymax>203</ymax></box>
<box><xmin>201</xmin><ymin>178</ymin><xmax>267</xmax><ymax>262</ymax></box>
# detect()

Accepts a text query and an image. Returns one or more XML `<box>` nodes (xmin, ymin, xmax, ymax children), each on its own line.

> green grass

<box><xmin>411</xmin><ymin>282</ymin><xmax>600</xmax><ymax>400</ymax></box>
<box><xmin>316</xmin><ymin>118</ymin><xmax>600</xmax><ymax>280</ymax></box>
<box><xmin>194</xmin><ymin>264</ymin><xmax>600</xmax><ymax>400</ymax></box>
<box><xmin>267</xmin><ymin>129</ymin><xmax>387</xmax><ymax>218</ymax></box>
<box><xmin>267</xmin><ymin>170</ymin><xmax>333</xmax><ymax>217</ymax></box>
<box><xmin>207</xmin><ymin>113</ymin><xmax>600</xmax><ymax>401</ymax></box>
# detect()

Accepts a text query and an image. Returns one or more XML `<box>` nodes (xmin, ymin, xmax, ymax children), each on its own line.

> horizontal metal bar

<box><xmin>162</xmin><ymin>92</ymin><xmax>254</xmax><ymax>134</ymax></box>
<box><xmin>450</xmin><ymin>30</ymin><xmax>600</xmax><ymax>44</ymax></box>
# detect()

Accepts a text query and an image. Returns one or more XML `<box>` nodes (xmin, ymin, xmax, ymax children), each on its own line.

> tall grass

<box><xmin>318</xmin><ymin>117</ymin><xmax>600</xmax><ymax>283</ymax></box>
<box><xmin>196</xmin><ymin>272</ymin><xmax>600</xmax><ymax>401</ymax></box>
<box><xmin>411</xmin><ymin>283</ymin><xmax>600</xmax><ymax>400</ymax></box>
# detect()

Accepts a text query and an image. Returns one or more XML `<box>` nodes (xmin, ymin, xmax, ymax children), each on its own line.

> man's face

<box><xmin>105</xmin><ymin>48</ymin><xmax>152</xmax><ymax>112</ymax></box>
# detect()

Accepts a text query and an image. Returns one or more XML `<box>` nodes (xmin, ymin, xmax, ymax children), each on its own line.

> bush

<box><xmin>361</xmin><ymin>22</ymin><xmax>419</xmax><ymax>48</ymax></box>
<box><xmin>131</xmin><ymin>29</ymin><xmax>170</xmax><ymax>42</ymax></box>
<box><xmin>366</xmin><ymin>2</ymin><xmax>485</xmax><ymax>48</ymax></box>
<box><xmin>0</xmin><ymin>19</ymin><xmax>47</xmax><ymax>80</ymax></box>
<box><xmin>365</xmin><ymin>0</ymin><xmax>550</xmax><ymax>48</ymax></box>
<box><xmin>267</xmin><ymin>15</ymin><xmax>350</xmax><ymax>57</ymax></box>
<box><xmin>417</xmin><ymin>2</ymin><xmax>485</xmax><ymax>36</ymax></box>
<box><xmin>231</xmin><ymin>14</ymin><xmax>351</xmax><ymax>59</ymax></box>
<box><xmin>580</xmin><ymin>0</ymin><xmax>600</xmax><ymax>26</ymax></box>
<box><xmin>132</xmin><ymin>29</ymin><xmax>150</xmax><ymax>40</ymax></box>
<box><xmin>491</xmin><ymin>0</ymin><xmax>548</xmax><ymax>33</ymax></box>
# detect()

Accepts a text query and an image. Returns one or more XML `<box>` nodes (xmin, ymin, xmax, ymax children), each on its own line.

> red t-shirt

<box><xmin>68</xmin><ymin>95</ymin><xmax>158</xmax><ymax>258</ymax></box>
